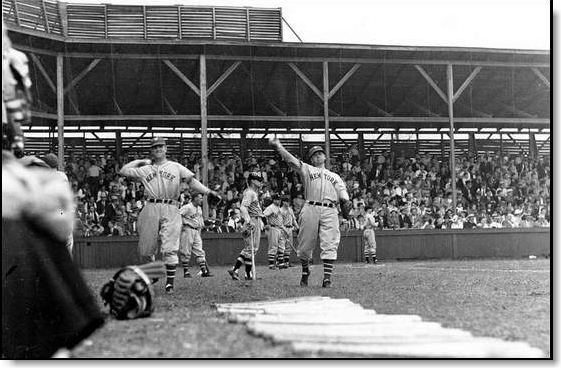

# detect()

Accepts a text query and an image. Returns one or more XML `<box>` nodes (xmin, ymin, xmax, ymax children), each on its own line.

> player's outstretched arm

<box><xmin>187</xmin><ymin>178</ymin><xmax>222</xmax><ymax>202</ymax></box>
<box><xmin>119</xmin><ymin>159</ymin><xmax>151</xmax><ymax>177</ymax></box>
<box><xmin>269</xmin><ymin>136</ymin><xmax>301</xmax><ymax>171</ymax></box>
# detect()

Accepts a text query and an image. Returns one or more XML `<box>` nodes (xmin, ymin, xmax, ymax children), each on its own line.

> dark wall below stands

<box><xmin>73</xmin><ymin>229</ymin><xmax>550</xmax><ymax>269</ymax></box>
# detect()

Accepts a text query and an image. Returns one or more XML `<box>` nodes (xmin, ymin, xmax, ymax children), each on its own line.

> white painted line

<box><xmin>248</xmin><ymin>313</ymin><xmax>422</xmax><ymax>325</ymax></box>
<box><xmin>271</xmin><ymin>333</ymin><xmax>474</xmax><ymax>344</ymax></box>
<box><xmin>215</xmin><ymin>296</ymin><xmax>327</xmax><ymax>308</ymax></box>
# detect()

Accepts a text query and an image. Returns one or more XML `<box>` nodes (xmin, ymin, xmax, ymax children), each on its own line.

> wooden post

<box><xmin>200</xmin><ymin>54</ymin><xmax>209</xmax><ymax>218</ymax></box>
<box><xmin>440</xmin><ymin>133</ymin><xmax>445</xmax><ymax>162</ymax></box>
<box><xmin>299</xmin><ymin>133</ymin><xmax>304</xmax><ymax>158</ymax></box>
<box><xmin>499</xmin><ymin>133</ymin><xmax>503</xmax><ymax>159</ymax></box>
<box><xmin>57</xmin><ymin>54</ymin><xmax>64</xmax><ymax>171</ymax></box>
<box><xmin>115</xmin><ymin>131</ymin><xmax>121</xmax><ymax>163</ymax></box>
<box><xmin>323</xmin><ymin>61</ymin><xmax>330</xmax><ymax>167</ymax></box>
<box><xmin>357</xmin><ymin>132</ymin><xmax>365</xmax><ymax>159</ymax></box>
<box><xmin>446</xmin><ymin>64</ymin><xmax>457</xmax><ymax>214</ymax></box>
<box><xmin>240</xmin><ymin>128</ymin><xmax>248</xmax><ymax>161</ymax></box>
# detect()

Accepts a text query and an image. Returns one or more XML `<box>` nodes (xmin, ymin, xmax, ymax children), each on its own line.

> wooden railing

<box><xmin>2</xmin><ymin>0</ymin><xmax>283</xmax><ymax>42</ymax></box>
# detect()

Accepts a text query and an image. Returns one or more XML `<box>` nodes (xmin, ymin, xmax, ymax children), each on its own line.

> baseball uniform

<box><xmin>280</xmin><ymin>204</ymin><xmax>298</xmax><ymax>266</ymax></box>
<box><xmin>179</xmin><ymin>202</ymin><xmax>212</xmax><ymax>277</ymax></box>
<box><xmin>363</xmin><ymin>212</ymin><xmax>377</xmax><ymax>264</ymax></box>
<box><xmin>239</xmin><ymin>187</ymin><xmax>263</xmax><ymax>260</ymax></box>
<box><xmin>263</xmin><ymin>202</ymin><xmax>284</xmax><ymax>268</ymax></box>
<box><xmin>120</xmin><ymin>160</ymin><xmax>193</xmax><ymax>265</ymax></box>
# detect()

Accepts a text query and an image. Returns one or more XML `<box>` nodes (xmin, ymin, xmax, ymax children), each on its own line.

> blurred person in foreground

<box><xmin>2</xmin><ymin>22</ymin><xmax>104</xmax><ymax>358</ymax></box>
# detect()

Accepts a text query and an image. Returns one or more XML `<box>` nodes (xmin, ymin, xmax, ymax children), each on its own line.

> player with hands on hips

<box><xmin>119</xmin><ymin>137</ymin><xmax>221</xmax><ymax>294</ymax></box>
<box><xmin>269</xmin><ymin>136</ymin><xmax>351</xmax><ymax>288</ymax></box>
<box><xmin>179</xmin><ymin>192</ymin><xmax>213</xmax><ymax>278</ymax></box>
<box><xmin>228</xmin><ymin>171</ymin><xmax>264</xmax><ymax>281</ymax></box>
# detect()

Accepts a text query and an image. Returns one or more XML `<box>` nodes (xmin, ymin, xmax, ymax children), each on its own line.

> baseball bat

<box><xmin>250</xmin><ymin>231</ymin><xmax>256</xmax><ymax>280</ymax></box>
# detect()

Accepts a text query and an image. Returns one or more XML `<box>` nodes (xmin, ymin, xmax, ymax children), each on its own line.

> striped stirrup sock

<box><xmin>165</xmin><ymin>264</ymin><xmax>176</xmax><ymax>286</ymax></box>
<box><xmin>322</xmin><ymin>259</ymin><xmax>334</xmax><ymax>281</ymax></box>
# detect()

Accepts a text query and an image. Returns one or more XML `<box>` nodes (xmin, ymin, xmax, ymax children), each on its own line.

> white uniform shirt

<box><xmin>263</xmin><ymin>203</ymin><xmax>283</xmax><ymax>227</ymax></box>
<box><xmin>180</xmin><ymin>203</ymin><xmax>203</xmax><ymax>229</ymax></box>
<box><xmin>120</xmin><ymin>161</ymin><xmax>193</xmax><ymax>200</ymax></box>
<box><xmin>298</xmin><ymin>162</ymin><xmax>349</xmax><ymax>203</ymax></box>
<box><xmin>280</xmin><ymin>206</ymin><xmax>297</xmax><ymax>227</ymax></box>
<box><xmin>364</xmin><ymin>213</ymin><xmax>377</xmax><ymax>229</ymax></box>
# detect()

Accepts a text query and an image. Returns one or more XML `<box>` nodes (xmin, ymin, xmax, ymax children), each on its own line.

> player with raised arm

<box><xmin>269</xmin><ymin>137</ymin><xmax>352</xmax><ymax>288</ymax></box>
<box><xmin>119</xmin><ymin>137</ymin><xmax>221</xmax><ymax>293</ymax></box>
<box><xmin>228</xmin><ymin>172</ymin><xmax>263</xmax><ymax>281</ymax></box>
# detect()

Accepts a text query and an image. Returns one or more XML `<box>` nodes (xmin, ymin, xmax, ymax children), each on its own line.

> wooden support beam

<box><xmin>57</xmin><ymin>54</ymin><xmax>64</xmax><ymax>170</ymax></box>
<box><xmin>212</xmin><ymin>95</ymin><xmax>232</xmax><ymax>115</ymax></box>
<box><xmin>288</xmin><ymin>63</ymin><xmax>323</xmax><ymax>101</ymax></box>
<box><xmin>531</xmin><ymin>67</ymin><xmax>550</xmax><ymax>88</ymax></box>
<box><xmin>415</xmin><ymin>65</ymin><xmax>448</xmax><ymax>104</ymax></box>
<box><xmin>30</xmin><ymin>54</ymin><xmax>57</xmax><ymax>93</ymax></box>
<box><xmin>163</xmin><ymin>97</ymin><xmax>177</xmax><ymax>115</ymax></box>
<box><xmin>41</xmin><ymin>0</ymin><xmax>50</xmax><ymax>33</ymax></box>
<box><xmin>537</xmin><ymin>136</ymin><xmax>550</xmax><ymax>151</ymax></box>
<box><xmin>452</xmin><ymin>67</ymin><xmax>481</xmax><ymax>103</ymax></box>
<box><xmin>409</xmin><ymin>101</ymin><xmax>441</xmax><ymax>117</ymax></box>
<box><xmin>334</xmin><ymin>133</ymin><xmax>350</xmax><ymax>149</ymax></box>
<box><xmin>127</xmin><ymin>132</ymin><xmax>147</xmax><ymax>150</ymax></box>
<box><xmin>328</xmin><ymin>63</ymin><xmax>361</xmax><ymax>100</ymax></box>
<box><xmin>363</xmin><ymin>100</ymin><xmax>392</xmax><ymax>117</ymax></box>
<box><xmin>323</xmin><ymin>61</ymin><xmax>331</xmax><ymax>166</ymax></box>
<box><xmin>200</xmin><ymin>54</ymin><xmax>209</xmax><ymax>218</ymax></box>
<box><xmin>64</xmin><ymin>59</ymin><xmax>101</xmax><ymax>94</ymax></box>
<box><xmin>13</xmin><ymin>0</ymin><xmax>20</xmax><ymax>26</ymax></box>
<box><xmin>501</xmin><ymin>104</ymin><xmax>537</xmax><ymax>118</ymax></box>
<box><xmin>506</xmin><ymin>134</ymin><xmax>527</xmax><ymax>155</ymax></box>
<box><xmin>163</xmin><ymin>59</ymin><xmax>200</xmax><ymax>96</ymax></box>
<box><xmin>446</xmin><ymin>64</ymin><xmax>457</xmax><ymax>213</ymax></box>
<box><xmin>207</xmin><ymin>61</ymin><xmax>241</xmax><ymax>97</ymax></box>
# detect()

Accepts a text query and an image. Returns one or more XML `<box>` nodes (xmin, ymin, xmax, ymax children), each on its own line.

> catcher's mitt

<box><xmin>100</xmin><ymin>262</ymin><xmax>164</xmax><ymax>320</ymax></box>
<box><xmin>241</xmin><ymin>222</ymin><xmax>254</xmax><ymax>239</ymax></box>
<box><xmin>340</xmin><ymin>199</ymin><xmax>353</xmax><ymax>220</ymax></box>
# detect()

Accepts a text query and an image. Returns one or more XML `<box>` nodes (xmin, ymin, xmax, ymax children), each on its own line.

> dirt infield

<box><xmin>72</xmin><ymin>258</ymin><xmax>550</xmax><ymax>358</ymax></box>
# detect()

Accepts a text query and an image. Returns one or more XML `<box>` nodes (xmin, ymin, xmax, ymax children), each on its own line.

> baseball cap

<box><xmin>42</xmin><ymin>153</ymin><xmax>59</xmax><ymax>169</ymax></box>
<box><xmin>151</xmin><ymin>137</ymin><xmax>166</xmax><ymax>147</ymax></box>
<box><xmin>248</xmin><ymin>172</ymin><xmax>263</xmax><ymax>182</ymax></box>
<box><xmin>307</xmin><ymin>146</ymin><xmax>325</xmax><ymax>161</ymax></box>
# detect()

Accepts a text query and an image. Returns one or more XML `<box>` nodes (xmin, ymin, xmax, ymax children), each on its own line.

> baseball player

<box><xmin>179</xmin><ymin>192</ymin><xmax>213</xmax><ymax>278</ymax></box>
<box><xmin>119</xmin><ymin>137</ymin><xmax>221</xmax><ymax>293</ymax></box>
<box><xmin>228</xmin><ymin>172</ymin><xmax>263</xmax><ymax>281</ymax></box>
<box><xmin>363</xmin><ymin>206</ymin><xmax>378</xmax><ymax>264</ymax></box>
<box><xmin>269</xmin><ymin>138</ymin><xmax>352</xmax><ymax>288</ymax></box>
<box><xmin>280</xmin><ymin>195</ymin><xmax>298</xmax><ymax>268</ymax></box>
<box><xmin>263</xmin><ymin>193</ymin><xmax>285</xmax><ymax>269</ymax></box>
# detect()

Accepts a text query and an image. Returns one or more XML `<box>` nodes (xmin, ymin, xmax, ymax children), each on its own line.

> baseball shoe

<box><xmin>165</xmin><ymin>284</ymin><xmax>174</xmax><ymax>294</ymax></box>
<box><xmin>322</xmin><ymin>279</ymin><xmax>332</xmax><ymax>288</ymax></box>
<box><xmin>228</xmin><ymin>270</ymin><xmax>240</xmax><ymax>280</ymax></box>
<box><xmin>183</xmin><ymin>270</ymin><xmax>192</xmax><ymax>278</ymax></box>
<box><xmin>245</xmin><ymin>275</ymin><xmax>254</xmax><ymax>280</ymax></box>
<box><xmin>268</xmin><ymin>265</ymin><xmax>277</xmax><ymax>270</ymax></box>
<box><xmin>201</xmin><ymin>271</ymin><xmax>214</xmax><ymax>277</ymax></box>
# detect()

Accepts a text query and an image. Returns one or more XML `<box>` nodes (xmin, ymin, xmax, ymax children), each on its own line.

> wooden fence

<box><xmin>73</xmin><ymin>228</ymin><xmax>550</xmax><ymax>269</ymax></box>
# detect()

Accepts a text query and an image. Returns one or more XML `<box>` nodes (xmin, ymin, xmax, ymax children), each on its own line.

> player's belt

<box><xmin>308</xmin><ymin>201</ymin><xmax>334</xmax><ymax>208</ymax></box>
<box><xmin>147</xmin><ymin>198</ymin><xmax>177</xmax><ymax>205</ymax></box>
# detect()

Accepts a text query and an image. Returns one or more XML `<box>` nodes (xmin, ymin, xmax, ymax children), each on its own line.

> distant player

<box><xmin>280</xmin><ymin>195</ymin><xmax>298</xmax><ymax>267</ymax></box>
<box><xmin>269</xmin><ymin>137</ymin><xmax>352</xmax><ymax>288</ymax></box>
<box><xmin>263</xmin><ymin>193</ymin><xmax>284</xmax><ymax>269</ymax></box>
<box><xmin>179</xmin><ymin>192</ymin><xmax>213</xmax><ymax>278</ymax></box>
<box><xmin>363</xmin><ymin>206</ymin><xmax>378</xmax><ymax>264</ymax></box>
<box><xmin>119</xmin><ymin>137</ymin><xmax>220</xmax><ymax>293</ymax></box>
<box><xmin>228</xmin><ymin>172</ymin><xmax>263</xmax><ymax>281</ymax></box>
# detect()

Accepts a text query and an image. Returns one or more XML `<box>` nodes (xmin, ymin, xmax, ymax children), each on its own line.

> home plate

<box><xmin>214</xmin><ymin>296</ymin><xmax>545</xmax><ymax>358</ymax></box>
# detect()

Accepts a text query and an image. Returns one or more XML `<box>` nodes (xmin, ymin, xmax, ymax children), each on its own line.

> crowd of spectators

<box><xmin>55</xmin><ymin>143</ymin><xmax>550</xmax><ymax>238</ymax></box>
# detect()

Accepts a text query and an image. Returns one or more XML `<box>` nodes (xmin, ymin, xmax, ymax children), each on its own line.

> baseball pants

<box><xmin>267</xmin><ymin>226</ymin><xmax>284</xmax><ymax>257</ymax></box>
<box><xmin>363</xmin><ymin>228</ymin><xmax>377</xmax><ymax>257</ymax></box>
<box><xmin>137</xmin><ymin>202</ymin><xmax>181</xmax><ymax>265</ymax></box>
<box><xmin>179</xmin><ymin>226</ymin><xmax>206</xmax><ymax>264</ymax></box>
<box><xmin>282</xmin><ymin>227</ymin><xmax>295</xmax><ymax>257</ymax></box>
<box><xmin>296</xmin><ymin>204</ymin><xmax>340</xmax><ymax>261</ymax></box>
<box><xmin>240</xmin><ymin>217</ymin><xmax>262</xmax><ymax>259</ymax></box>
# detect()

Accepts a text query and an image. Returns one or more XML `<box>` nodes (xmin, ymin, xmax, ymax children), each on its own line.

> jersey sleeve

<box><xmin>241</xmin><ymin>190</ymin><xmax>255</xmax><ymax>208</ymax></box>
<box><xmin>333</xmin><ymin>173</ymin><xmax>350</xmax><ymax>201</ymax></box>
<box><xmin>263</xmin><ymin>204</ymin><xmax>274</xmax><ymax>217</ymax></box>
<box><xmin>179</xmin><ymin>204</ymin><xmax>190</xmax><ymax>217</ymax></box>
<box><xmin>120</xmin><ymin>165</ymin><xmax>152</xmax><ymax>179</ymax></box>
<box><xmin>177</xmin><ymin>163</ymin><xmax>195</xmax><ymax>181</ymax></box>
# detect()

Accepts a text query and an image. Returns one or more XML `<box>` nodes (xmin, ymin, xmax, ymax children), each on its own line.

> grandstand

<box><xmin>3</xmin><ymin>0</ymin><xmax>550</xmax><ymax>212</ymax></box>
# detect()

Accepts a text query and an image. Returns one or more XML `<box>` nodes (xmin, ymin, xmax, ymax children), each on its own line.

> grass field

<box><xmin>72</xmin><ymin>258</ymin><xmax>550</xmax><ymax>358</ymax></box>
